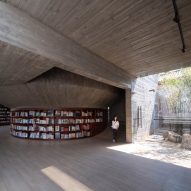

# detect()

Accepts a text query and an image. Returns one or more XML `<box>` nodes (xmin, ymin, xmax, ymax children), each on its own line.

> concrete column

<box><xmin>126</xmin><ymin>88</ymin><xmax>133</xmax><ymax>143</ymax></box>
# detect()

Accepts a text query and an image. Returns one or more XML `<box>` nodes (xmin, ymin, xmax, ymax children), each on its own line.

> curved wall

<box><xmin>0</xmin><ymin>68</ymin><xmax>124</xmax><ymax>109</ymax></box>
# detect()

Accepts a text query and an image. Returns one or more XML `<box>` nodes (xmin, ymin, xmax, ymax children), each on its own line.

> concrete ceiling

<box><xmin>0</xmin><ymin>0</ymin><xmax>191</xmax><ymax>88</ymax></box>
<box><xmin>0</xmin><ymin>1</ymin><xmax>132</xmax><ymax>88</ymax></box>
<box><xmin>6</xmin><ymin>0</ymin><xmax>191</xmax><ymax>76</ymax></box>
<box><xmin>0</xmin><ymin>42</ymin><xmax>55</xmax><ymax>85</ymax></box>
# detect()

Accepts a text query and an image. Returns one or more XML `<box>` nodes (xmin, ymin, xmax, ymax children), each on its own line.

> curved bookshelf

<box><xmin>10</xmin><ymin>108</ymin><xmax>107</xmax><ymax>140</ymax></box>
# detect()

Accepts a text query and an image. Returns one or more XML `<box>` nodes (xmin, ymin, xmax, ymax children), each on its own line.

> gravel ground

<box><xmin>108</xmin><ymin>135</ymin><xmax>191</xmax><ymax>168</ymax></box>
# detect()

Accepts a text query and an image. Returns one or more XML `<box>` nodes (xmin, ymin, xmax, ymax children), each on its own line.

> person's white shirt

<box><xmin>112</xmin><ymin>120</ymin><xmax>119</xmax><ymax>130</ymax></box>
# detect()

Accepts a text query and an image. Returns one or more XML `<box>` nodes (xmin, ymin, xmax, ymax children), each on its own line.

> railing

<box><xmin>154</xmin><ymin>116</ymin><xmax>191</xmax><ymax>135</ymax></box>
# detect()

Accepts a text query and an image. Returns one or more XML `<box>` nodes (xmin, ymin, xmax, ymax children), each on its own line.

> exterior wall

<box><xmin>126</xmin><ymin>89</ymin><xmax>132</xmax><ymax>143</ymax></box>
<box><xmin>131</xmin><ymin>75</ymin><xmax>159</xmax><ymax>142</ymax></box>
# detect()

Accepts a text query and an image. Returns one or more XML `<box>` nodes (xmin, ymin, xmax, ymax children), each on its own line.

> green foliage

<box><xmin>160</xmin><ymin>68</ymin><xmax>191</xmax><ymax>88</ymax></box>
<box><xmin>181</xmin><ymin>68</ymin><xmax>191</xmax><ymax>88</ymax></box>
<box><xmin>159</xmin><ymin>67</ymin><xmax>191</xmax><ymax>113</ymax></box>
<box><xmin>161</xmin><ymin>78</ymin><xmax>182</xmax><ymax>87</ymax></box>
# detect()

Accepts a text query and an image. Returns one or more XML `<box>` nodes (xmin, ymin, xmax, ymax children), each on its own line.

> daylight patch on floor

<box><xmin>108</xmin><ymin>135</ymin><xmax>191</xmax><ymax>168</ymax></box>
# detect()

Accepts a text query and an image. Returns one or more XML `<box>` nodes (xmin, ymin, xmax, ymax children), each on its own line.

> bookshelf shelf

<box><xmin>10</xmin><ymin>108</ymin><xmax>107</xmax><ymax>140</ymax></box>
<box><xmin>0</xmin><ymin>105</ymin><xmax>10</xmax><ymax>126</ymax></box>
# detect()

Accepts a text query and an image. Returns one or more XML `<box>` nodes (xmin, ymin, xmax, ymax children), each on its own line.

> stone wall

<box><xmin>181</xmin><ymin>134</ymin><xmax>191</xmax><ymax>150</ymax></box>
<box><xmin>131</xmin><ymin>75</ymin><xmax>159</xmax><ymax>142</ymax></box>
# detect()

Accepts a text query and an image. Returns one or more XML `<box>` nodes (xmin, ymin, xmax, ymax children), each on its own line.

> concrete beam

<box><xmin>0</xmin><ymin>2</ymin><xmax>132</xmax><ymax>88</ymax></box>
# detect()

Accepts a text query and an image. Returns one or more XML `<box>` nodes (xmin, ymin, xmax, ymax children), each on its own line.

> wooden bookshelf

<box><xmin>10</xmin><ymin>108</ymin><xmax>107</xmax><ymax>140</ymax></box>
<box><xmin>0</xmin><ymin>105</ymin><xmax>10</xmax><ymax>126</ymax></box>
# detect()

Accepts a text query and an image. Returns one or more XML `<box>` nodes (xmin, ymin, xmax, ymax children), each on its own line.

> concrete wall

<box><xmin>131</xmin><ymin>75</ymin><xmax>159</xmax><ymax>142</ymax></box>
<box><xmin>110</xmin><ymin>75</ymin><xmax>158</xmax><ymax>143</ymax></box>
<box><xmin>0</xmin><ymin>67</ymin><xmax>124</xmax><ymax>109</ymax></box>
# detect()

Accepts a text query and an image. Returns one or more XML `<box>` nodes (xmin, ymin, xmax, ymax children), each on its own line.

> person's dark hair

<box><xmin>113</xmin><ymin>115</ymin><xmax>118</xmax><ymax>121</ymax></box>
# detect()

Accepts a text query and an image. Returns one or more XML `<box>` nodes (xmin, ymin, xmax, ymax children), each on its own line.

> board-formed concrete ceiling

<box><xmin>6</xmin><ymin>0</ymin><xmax>191</xmax><ymax>76</ymax></box>
<box><xmin>0</xmin><ymin>0</ymin><xmax>191</xmax><ymax>88</ymax></box>
<box><xmin>0</xmin><ymin>1</ymin><xmax>132</xmax><ymax>88</ymax></box>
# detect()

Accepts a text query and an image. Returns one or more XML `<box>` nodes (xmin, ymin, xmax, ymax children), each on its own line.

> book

<box><xmin>55</xmin><ymin>132</ymin><xmax>60</xmax><ymax>139</ymax></box>
<box><xmin>55</xmin><ymin>126</ymin><xmax>60</xmax><ymax>132</ymax></box>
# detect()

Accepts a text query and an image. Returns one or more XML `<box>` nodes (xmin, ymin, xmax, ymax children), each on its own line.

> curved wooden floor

<box><xmin>0</xmin><ymin>126</ymin><xmax>190</xmax><ymax>191</ymax></box>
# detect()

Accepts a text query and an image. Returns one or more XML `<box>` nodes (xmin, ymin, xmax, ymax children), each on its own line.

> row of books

<box><xmin>0</xmin><ymin>109</ymin><xmax>9</xmax><ymax>111</ymax></box>
<box><xmin>56</xmin><ymin>118</ymin><xmax>80</xmax><ymax>124</ymax></box>
<box><xmin>54</xmin><ymin>110</ymin><xmax>103</xmax><ymax>117</ymax></box>
<box><xmin>95</xmin><ymin>118</ymin><xmax>103</xmax><ymax>122</ymax></box>
<box><xmin>55</xmin><ymin>110</ymin><xmax>78</xmax><ymax>117</ymax></box>
<box><xmin>0</xmin><ymin>121</ymin><xmax>10</xmax><ymax>124</ymax></box>
<box><xmin>12</xmin><ymin>110</ymin><xmax>104</xmax><ymax>115</ymax></box>
<box><xmin>0</xmin><ymin>110</ymin><xmax>10</xmax><ymax>114</ymax></box>
<box><xmin>55</xmin><ymin>118</ymin><xmax>103</xmax><ymax>124</ymax></box>
<box><xmin>29</xmin><ymin>132</ymin><xmax>54</xmax><ymax>139</ymax></box>
<box><xmin>0</xmin><ymin>117</ymin><xmax>10</xmax><ymax>120</ymax></box>
<box><xmin>29</xmin><ymin>110</ymin><xmax>54</xmax><ymax>117</ymax></box>
<box><xmin>55</xmin><ymin>125</ymin><xmax>81</xmax><ymax>132</ymax></box>
<box><xmin>12</xmin><ymin>118</ymin><xmax>103</xmax><ymax>125</ymax></box>
<box><xmin>85</xmin><ymin>118</ymin><xmax>102</xmax><ymax>123</ymax></box>
<box><xmin>81</xmin><ymin>111</ymin><xmax>93</xmax><ymax>117</ymax></box>
<box><xmin>12</xmin><ymin>118</ymin><xmax>28</xmax><ymax>124</ymax></box>
<box><xmin>96</xmin><ymin>112</ymin><xmax>103</xmax><ymax>117</ymax></box>
<box><xmin>12</xmin><ymin>110</ymin><xmax>54</xmax><ymax>117</ymax></box>
<box><xmin>55</xmin><ymin>130</ymin><xmax>91</xmax><ymax>138</ymax></box>
<box><xmin>38</xmin><ymin>126</ymin><xmax>54</xmax><ymax>132</ymax></box>
<box><xmin>13</xmin><ymin>112</ymin><xmax>28</xmax><ymax>117</ymax></box>
<box><xmin>11</xmin><ymin>124</ymin><xmax>93</xmax><ymax>131</ymax></box>
<box><xmin>12</xmin><ymin>118</ymin><xmax>54</xmax><ymax>125</ymax></box>
<box><xmin>30</xmin><ymin>118</ymin><xmax>54</xmax><ymax>124</ymax></box>
<box><xmin>11</xmin><ymin>110</ymin><xmax>104</xmax><ymax>118</ymax></box>
<box><xmin>11</xmin><ymin>131</ymin><xmax>28</xmax><ymax>138</ymax></box>
<box><xmin>60</xmin><ymin>131</ymin><xmax>91</xmax><ymax>139</ymax></box>
<box><xmin>12</xmin><ymin>125</ymin><xmax>28</xmax><ymax>131</ymax></box>
<box><xmin>0</xmin><ymin>106</ymin><xmax>10</xmax><ymax>126</ymax></box>
<box><xmin>12</xmin><ymin>125</ymin><xmax>54</xmax><ymax>132</ymax></box>
<box><xmin>11</xmin><ymin>131</ymin><xmax>91</xmax><ymax>139</ymax></box>
<box><xmin>28</xmin><ymin>126</ymin><xmax>54</xmax><ymax>132</ymax></box>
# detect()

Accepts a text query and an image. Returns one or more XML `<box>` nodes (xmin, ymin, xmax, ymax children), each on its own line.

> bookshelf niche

<box><xmin>0</xmin><ymin>105</ymin><xmax>10</xmax><ymax>126</ymax></box>
<box><xmin>10</xmin><ymin>108</ymin><xmax>107</xmax><ymax>140</ymax></box>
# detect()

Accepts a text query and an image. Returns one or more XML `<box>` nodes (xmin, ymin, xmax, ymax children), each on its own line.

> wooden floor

<box><xmin>0</xmin><ymin>127</ymin><xmax>191</xmax><ymax>191</ymax></box>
